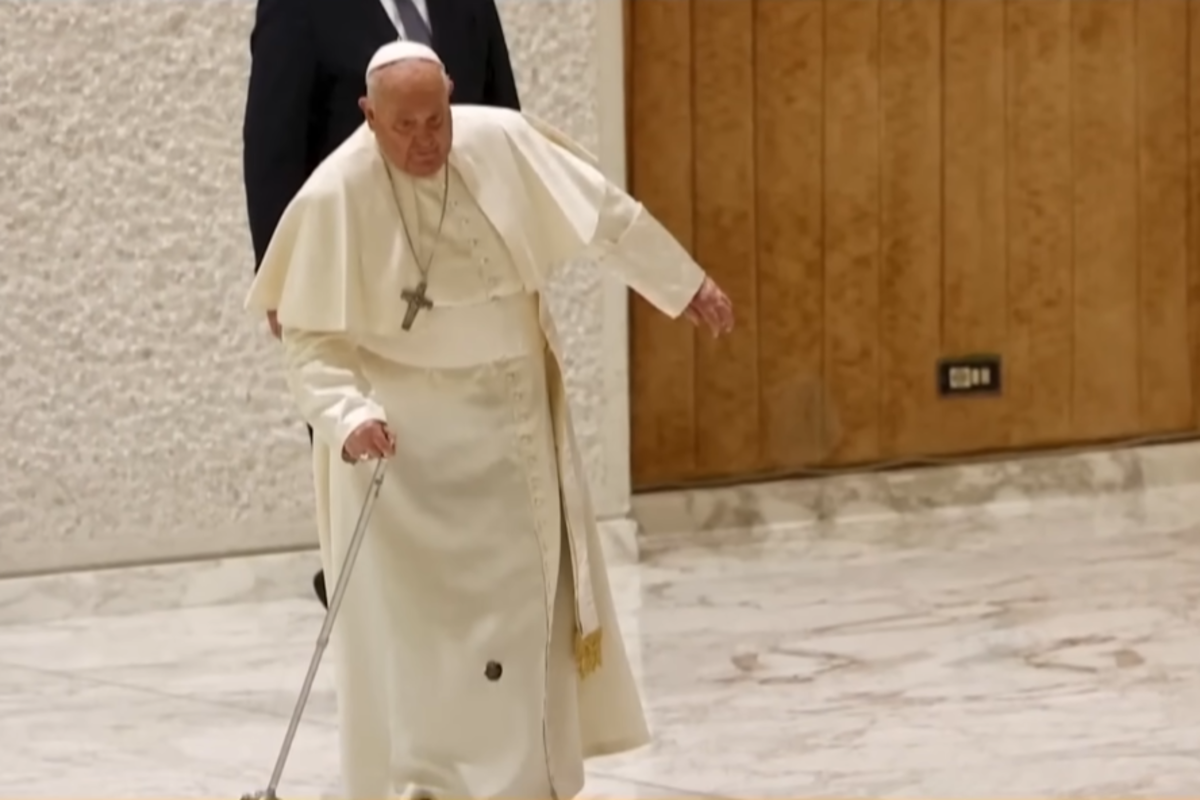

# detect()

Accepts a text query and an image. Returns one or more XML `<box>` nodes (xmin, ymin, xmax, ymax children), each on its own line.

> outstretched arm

<box><xmin>281</xmin><ymin>329</ymin><xmax>389</xmax><ymax>459</ymax></box>
<box><xmin>590</xmin><ymin>181</ymin><xmax>734</xmax><ymax>335</ymax></box>
<box><xmin>512</xmin><ymin>112</ymin><xmax>733</xmax><ymax>335</ymax></box>
<box><xmin>589</xmin><ymin>186</ymin><xmax>702</xmax><ymax>314</ymax></box>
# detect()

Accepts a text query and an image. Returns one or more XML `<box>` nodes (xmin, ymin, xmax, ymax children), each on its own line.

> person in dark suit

<box><xmin>243</xmin><ymin>0</ymin><xmax>521</xmax><ymax>609</ymax></box>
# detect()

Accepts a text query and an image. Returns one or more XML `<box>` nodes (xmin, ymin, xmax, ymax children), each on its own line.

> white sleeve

<box><xmin>280</xmin><ymin>328</ymin><xmax>387</xmax><ymax>454</ymax></box>
<box><xmin>516</xmin><ymin>111</ymin><xmax>706</xmax><ymax>317</ymax></box>
<box><xmin>589</xmin><ymin>183</ymin><xmax>706</xmax><ymax>319</ymax></box>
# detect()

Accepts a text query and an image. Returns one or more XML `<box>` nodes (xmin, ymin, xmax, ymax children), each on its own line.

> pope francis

<box><xmin>246</xmin><ymin>41</ymin><xmax>734</xmax><ymax>800</ymax></box>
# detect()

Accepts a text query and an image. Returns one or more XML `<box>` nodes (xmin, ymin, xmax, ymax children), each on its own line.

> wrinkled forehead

<box><xmin>374</xmin><ymin>81</ymin><xmax>449</xmax><ymax>126</ymax></box>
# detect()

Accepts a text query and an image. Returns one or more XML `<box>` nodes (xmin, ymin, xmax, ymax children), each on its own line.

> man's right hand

<box><xmin>342</xmin><ymin>420</ymin><xmax>396</xmax><ymax>464</ymax></box>
<box><xmin>267</xmin><ymin>310</ymin><xmax>282</xmax><ymax>339</ymax></box>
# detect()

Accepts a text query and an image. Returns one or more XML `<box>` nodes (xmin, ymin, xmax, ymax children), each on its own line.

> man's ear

<box><xmin>446</xmin><ymin>77</ymin><xmax>455</xmax><ymax>99</ymax></box>
<box><xmin>359</xmin><ymin>96</ymin><xmax>373</xmax><ymax>126</ymax></box>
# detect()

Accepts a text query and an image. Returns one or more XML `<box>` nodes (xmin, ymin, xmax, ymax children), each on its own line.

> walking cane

<box><xmin>240</xmin><ymin>458</ymin><xmax>389</xmax><ymax>800</ymax></box>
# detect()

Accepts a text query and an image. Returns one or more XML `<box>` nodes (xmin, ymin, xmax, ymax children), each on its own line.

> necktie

<box><xmin>393</xmin><ymin>0</ymin><xmax>432</xmax><ymax>45</ymax></box>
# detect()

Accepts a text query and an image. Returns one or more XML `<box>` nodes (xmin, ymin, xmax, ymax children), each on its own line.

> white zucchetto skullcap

<box><xmin>366</xmin><ymin>41</ymin><xmax>443</xmax><ymax>81</ymax></box>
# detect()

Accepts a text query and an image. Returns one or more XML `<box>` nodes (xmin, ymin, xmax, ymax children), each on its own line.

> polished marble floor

<box><xmin>4</xmin><ymin>483</ymin><xmax>1200</xmax><ymax>797</ymax></box>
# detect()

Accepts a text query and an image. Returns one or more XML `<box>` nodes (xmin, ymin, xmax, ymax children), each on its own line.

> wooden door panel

<box><xmin>627</xmin><ymin>0</ymin><xmax>696</xmax><ymax>487</ymax></box>
<box><xmin>692</xmin><ymin>0</ymin><xmax>761</xmax><ymax>477</ymax></box>
<box><xmin>1189</xmin><ymin>1</ymin><xmax>1200</xmax><ymax>428</ymax></box>
<box><xmin>822</xmin><ymin>0</ymin><xmax>883</xmax><ymax>465</ymax></box>
<box><xmin>1071</xmin><ymin>0</ymin><xmax>1141</xmax><ymax>440</ymax></box>
<box><xmin>626</xmin><ymin>0</ymin><xmax>1200</xmax><ymax>490</ymax></box>
<box><xmin>877</xmin><ymin>0</ymin><xmax>943</xmax><ymax>458</ymax></box>
<box><xmin>1137</xmin><ymin>0</ymin><xmax>1192</xmax><ymax>431</ymax></box>
<box><xmin>1005</xmin><ymin>0</ymin><xmax>1074</xmax><ymax>447</ymax></box>
<box><xmin>755</xmin><ymin>0</ymin><xmax>826</xmax><ymax>468</ymax></box>
<box><xmin>940</xmin><ymin>0</ymin><xmax>1008</xmax><ymax>454</ymax></box>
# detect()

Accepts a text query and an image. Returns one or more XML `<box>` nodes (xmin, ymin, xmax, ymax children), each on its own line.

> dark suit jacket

<box><xmin>242</xmin><ymin>0</ymin><xmax>521</xmax><ymax>268</ymax></box>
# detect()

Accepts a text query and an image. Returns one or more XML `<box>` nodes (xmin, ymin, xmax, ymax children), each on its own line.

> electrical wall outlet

<box><xmin>937</xmin><ymin>354</ymin><xmax>1002</xmax><ymax>397</ymax></box>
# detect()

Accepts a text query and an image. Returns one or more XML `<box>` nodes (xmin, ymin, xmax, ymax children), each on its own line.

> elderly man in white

<box><xmin>247</xmin><ymin>41</ymin><xmax>734</xmax><ymax>800</ymax></box>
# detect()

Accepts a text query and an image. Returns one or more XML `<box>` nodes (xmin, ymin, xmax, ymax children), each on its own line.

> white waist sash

<box><xmin>358</xmin><ymin>291</ymin><xmax>543</xmax><ymax>369</ymax></box>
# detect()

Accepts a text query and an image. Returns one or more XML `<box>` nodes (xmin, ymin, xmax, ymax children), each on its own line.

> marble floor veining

<box><xmin>4</xmin><ymin>484</ymin><xmax>1200</xmax><ymax>797</ymax></box>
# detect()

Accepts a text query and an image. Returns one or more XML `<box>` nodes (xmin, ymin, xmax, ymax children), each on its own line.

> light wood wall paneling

<box><xmin>755</xmin><ymin>0</ymin><xmax>827</xmax><ymax>468</ymax></box>
<box><xmin>1190</xmin><ymin>0</ymin><xmax>1200</xmax><ymax>427</ymax></box>
<box><xmin>1071</xmin><ymin>0</ymin><xmax>1141</xmax><ymax>439</ymax></box>
<box><xmin>628</xmin><ymin>0</ymin><xmax>697</xmax><ymax>486</ymax></box>
<box><xmin>878</xmin><ymin>0</ymin><xmax>943</xmax><ymax>458</ymax></box>
<box><xmin>1136</xmin><ymin>0</ymin><xmax>1192</xmax><ymax>431</ymax></box>
<box><xmin>1005</xmin><ymin>0</ymin><xmax>1075</xmax><ymax>446</ymax></box>
<box><xmin>627</xmin><ymin>0</ymin><xmax>1200</xmax><ymax>490</ymax></box>
<box><xmin>939</xmin><ymin>0</ymin><xmax>1008</xmax><ymax>454</ymax></box>
<box><xmin>692</xmin><ymin>0</ymin><xmax>761</xmax><ymax>476</ymax></box>
<box><xmin>822</xmin><ymin>0</ymin><xmax>883</xmax><ymax>465</ymax></box>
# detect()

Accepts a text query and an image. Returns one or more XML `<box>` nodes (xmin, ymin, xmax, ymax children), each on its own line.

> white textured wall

<box><xmin>0</xmin><ymin>0</ymin><xmax>615</xmax><ymax>577</ymax></box>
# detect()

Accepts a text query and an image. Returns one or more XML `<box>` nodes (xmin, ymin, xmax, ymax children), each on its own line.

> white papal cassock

<box><xmin>245</xmin><ymin>105</ymin><xmax>706</xmax><ymax>799</ymax></box>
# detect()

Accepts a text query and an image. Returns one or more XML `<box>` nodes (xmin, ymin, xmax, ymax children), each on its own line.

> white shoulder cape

<box><xmin>245</xmin><ymin>107</ymin><xmax>611</xmax><ymax>337</ymax></box>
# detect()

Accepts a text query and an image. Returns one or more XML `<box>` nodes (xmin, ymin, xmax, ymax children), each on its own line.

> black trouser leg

<box><xmin>307</xmin><ymin>424</ymin><xmax>330</xmax><ymax>609</ymax></box>
<box><xmin>312</xmin><ymin>569</ymin><xmax>328</xmax><ymax>608</ymax></box>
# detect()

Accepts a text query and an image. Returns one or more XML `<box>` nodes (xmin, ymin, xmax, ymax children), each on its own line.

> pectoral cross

<box><xmin>401</xmin><ymin>281</ymin><xmax>433</xmax><ymax>331</ymax></box>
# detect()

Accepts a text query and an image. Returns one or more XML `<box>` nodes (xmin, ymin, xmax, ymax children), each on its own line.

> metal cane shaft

<box><xmin>265</xmin><ymin>458</ymin><xmax>388</xmax><ymax>797</ymax></box>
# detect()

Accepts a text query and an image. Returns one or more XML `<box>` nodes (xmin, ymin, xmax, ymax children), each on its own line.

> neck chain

<box><xmin>385</xmin><ymin>161</ymin><xmax>450</xmax><ymax>285</ymax></box>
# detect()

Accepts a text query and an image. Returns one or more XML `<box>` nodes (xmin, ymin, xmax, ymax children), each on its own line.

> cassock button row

<box><xmin>485</xmin><ymin>661</ymin><xmax>503</xmax><ymax>681</ymax></box>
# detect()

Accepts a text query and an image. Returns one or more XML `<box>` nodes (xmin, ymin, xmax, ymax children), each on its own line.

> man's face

<box><xmin>361</xmin><ymin>62</ymin><xmax>454</xmax><ymax>178</ymax></box>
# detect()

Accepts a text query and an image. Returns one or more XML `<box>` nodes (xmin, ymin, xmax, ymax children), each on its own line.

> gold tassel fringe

<box><xmin>574</xmin><ymin>627</ymin><xmax>603</xmax><ymax>679</ymax></box>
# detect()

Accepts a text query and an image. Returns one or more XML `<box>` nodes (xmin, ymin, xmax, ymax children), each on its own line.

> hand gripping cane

<box><xmin>241</xmin><ymin>458</ymin><xmax>389</xmax><ymax>800</ymax></box>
